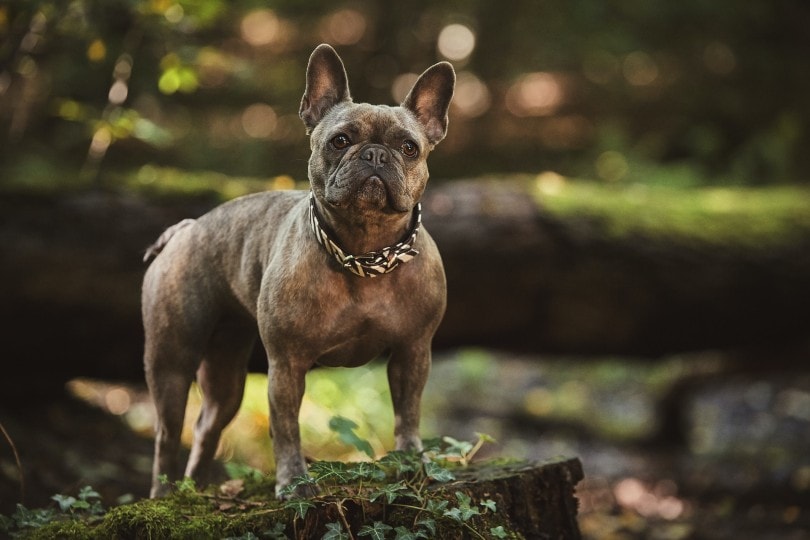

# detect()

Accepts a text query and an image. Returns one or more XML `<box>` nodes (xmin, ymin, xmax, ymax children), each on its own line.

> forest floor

<box><xmin>1</xmin><ymin>351</ymin><xmax>809</xmax><ymax>539</ymax></box>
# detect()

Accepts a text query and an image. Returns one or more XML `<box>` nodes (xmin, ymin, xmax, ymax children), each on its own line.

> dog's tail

<box><xmin>143</xmin><ymin>218</ymin><xmax>196</xmax><ymax>263</ymax></box>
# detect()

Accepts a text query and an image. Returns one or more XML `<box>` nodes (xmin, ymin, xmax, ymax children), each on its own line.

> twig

<box><xmin>335</xmin><ymin>498</ymin><xmax>355</xmax><ymax>540</ymax></box>
<box><xmin>0</xmin><ymin>420</ymin><xmax>24</xmax><ymax>503</ymax></box>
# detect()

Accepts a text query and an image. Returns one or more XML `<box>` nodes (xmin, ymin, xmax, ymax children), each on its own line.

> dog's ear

<box><xmin>300</xmin><ymin>44</ymin><xmax>352</xmax><ymax>132</ymax></box>
<box><xmin>402</xmin><ymin>62</ymin><xmax>456</xmax><ymax>146</ymax></box>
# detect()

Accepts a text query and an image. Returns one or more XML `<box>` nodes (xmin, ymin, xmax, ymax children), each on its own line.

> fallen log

<box><xmin>2</xmin><ymin>178</ymin><xmax>810</xmax><ymax>400</ymax></box>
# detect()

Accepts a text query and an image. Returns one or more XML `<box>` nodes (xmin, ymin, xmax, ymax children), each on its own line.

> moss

<box><xmin>530</xmin><ymin>176</ymin><xmax>810</xmax><ymax>248</ymax></box>
<box><xmin>23</xmin><ymin>520</ymin><xmax>98</xmax><ymax>540</ymax></box>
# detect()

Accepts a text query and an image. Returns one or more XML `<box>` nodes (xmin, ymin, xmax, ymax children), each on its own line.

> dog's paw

<box><xmin>276</xmin><ymin>480</ymin><xmax>320</xmax><ymax>501</ymax></box>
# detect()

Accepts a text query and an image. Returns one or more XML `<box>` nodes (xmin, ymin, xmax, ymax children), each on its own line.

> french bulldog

<box><xmin>141</xmin><ymin>43</ymin><xmax>454</xmax><ymax>498</ymax></box>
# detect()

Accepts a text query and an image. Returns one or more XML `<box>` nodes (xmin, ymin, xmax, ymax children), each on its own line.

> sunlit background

<box><xmin>2</xmin><ymin>1</ymin><xmax>810</xmax><ymax>538</ymax></box>
<box><xmin>3</xmin><ymin>0</ymin><xmax>808</xmax><ymax>186</ymax></box>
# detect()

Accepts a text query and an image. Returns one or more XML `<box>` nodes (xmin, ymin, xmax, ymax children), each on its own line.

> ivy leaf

<box><xmin>51</xmin><ymin>495</ymin><xmax>77</xmax><ymax>512</ymax></box>
<box><xmin>424</xmin><ymin>461</ymin><xmax>455</xmax><ymax>483</ymax></box>
<box><xmin>415</xmin><ymin>516</ymin><xmax>437</xmax><ymax>536</ymax></box>
<box><xmin>310</xmin><ymin>461</ymin><xmax>352</xmax><ymax>484</ymax></box>
<box><xmin>77</xmin><ymin>486</ymin><xmax>101</xmax><ymax>501</ymax></box>
<box><xmin>358</xmin><ymin>521</ymin><xmax>393</xmax><ymax>539</ymax></box>
<box><xmin>480</xmin><ymin>499</ymin><xmax>498</xmax><ymax>513</ymax></box>
<box><xmin>475</xmin><ymin>432</ymin><xmax>497</xmax><ymax>444</ymax></box>
<box><xmin>263</xmin><ymin>522</ymin><xmax>289</xmax><ymax>540</ymax></box>
<box><xmin>455</xmin><ymin>491</ymin><xmax>472</xmax><ymax>507</ymax></box>
<box><xmin>283</xmin><ymin>499</ymin><xmax>316</xmax><ymax>520</ymax></box>
<box><xmin>490</xmin><ymin>526</ymin><xmax>509</xmax><ymax>539</ymax></box>
<box><xmin>347</xmin><ymin>461</ymin><xmax>386</xmax><ymax>482</ymax></box>
<box><xmin>322</xmin><ymin>522</ymin><xmax>349</xmax><ymax>540</ymax></box>
<box><xmin>328</xmin><ymin>416</ymin><xmax>375</xmax><ymax>459</ymax></box>
<box><xmin>420</xmin><ymin>437</ymin><xmax>443</xmax><ymax>454</ymax></box>
<box><xmin>378</xmin><ymin>451</ymin><xmax>419</xmax><ymax>475</ymax></box>
<box><xmin>280</xmin><ymin>475</ymin><xmax>318</xmax><ymax>499</ymax></box>
<box><xmin>369</xmin><ymin>480</ymin><xmax>409</xmax><ymax>504</ymax></box>
<box><xmin>444</xmin><ymin>492</ymin><xmax>480</xmax><ymax>522</ymax></box>
<box><xmin>393</xmin><ymin>526</ymin><xmax>428</xmax><ymax>540</ymax></box>
<box><xmin>442</xmin><ymin>436</ymin><xmax>473</xmax><ymax>458</ymax></box>
<box><xmin>424</xmin><ymin>499</ymin><xmax>449</xmax><ymax>516</ymax></box>
<box><xmin>443</xmin><ymin>507</ymin><xmax>464</xmax><ymax>523</ymax></box>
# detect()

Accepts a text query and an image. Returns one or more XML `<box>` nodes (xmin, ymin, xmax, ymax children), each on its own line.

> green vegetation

<box><xmin>0</xmin><ymin>433</ymin><xmax>518</xmax><ymax>540</ymax></box>
<box><xmin>532</xmin><ymin>173</ymin><xmax>810</xmax><ymax>248</ymax></box>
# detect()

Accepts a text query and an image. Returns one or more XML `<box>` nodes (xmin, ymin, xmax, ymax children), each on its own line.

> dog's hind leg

<box><xmin>184</xmin><ymin>319</ymin><xmax>257</xmax><ymax>490</ymax></box>
<box><xmin>145</xmin><ymin>349</ymin><xmax>197</xmax><ymax>498</ymax></box>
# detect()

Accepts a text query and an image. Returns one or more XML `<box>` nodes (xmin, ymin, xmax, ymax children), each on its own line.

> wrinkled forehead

<box><xmin>314</xmin><ymin>102</ymin><xmax>424</xmax><ymax>144</ymax></box>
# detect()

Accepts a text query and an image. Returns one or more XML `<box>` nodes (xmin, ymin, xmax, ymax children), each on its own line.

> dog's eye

<box><xmin>401</xmin><ymin>140</ymin><xmax>419</xmax><ymax>158</ymax></box>
<box><xmin>331</xmin><ymin>134</ymin><xmax>352</xmax><ymax>150</ymax></box>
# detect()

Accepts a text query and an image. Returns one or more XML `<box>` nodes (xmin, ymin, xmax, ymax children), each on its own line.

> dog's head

<box><xmin>300</xmin><ymin>44</ymin><xmax>455</xmax><ymax>217</ymax></box>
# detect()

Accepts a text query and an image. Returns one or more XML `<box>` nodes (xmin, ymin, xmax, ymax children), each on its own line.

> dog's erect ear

<box><xmin>300</xmin><ymin>44</ymin><xmax>352</xmax><ymax>131</ymax></box>
<box><xmin>402</xmin><ymin>62</ymin><xmax>455</xmax><ymax>146</ymax></box>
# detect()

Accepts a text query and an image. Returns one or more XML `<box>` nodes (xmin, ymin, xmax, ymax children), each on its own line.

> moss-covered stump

<box><xmin>17</xmin><ymin>457</ymin><xmax>583</xmax><ymax>540</ymax></box>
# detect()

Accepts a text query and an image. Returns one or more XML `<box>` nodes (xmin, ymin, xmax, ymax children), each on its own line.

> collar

<box><xmin>308</xmin><ymin>192</ymin><xmax>421</xmax><ymax>278</ymax></box>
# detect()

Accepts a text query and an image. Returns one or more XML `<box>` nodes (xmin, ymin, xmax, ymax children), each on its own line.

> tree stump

<box><xmin>13</xmin><ymin>457</ymin><xmax>584</xmax><ymax>539</ymax></box>
<box><xmin>288</xmin><ymin>458</ymin><xmax>585</xmax><ymax>540</ymax></box>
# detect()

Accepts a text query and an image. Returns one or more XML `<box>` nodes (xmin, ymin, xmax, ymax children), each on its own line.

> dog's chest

<box><xmin>261</xmin><ymin>270</ymin><xmax>426</xmax><ymax>367</ymax></box>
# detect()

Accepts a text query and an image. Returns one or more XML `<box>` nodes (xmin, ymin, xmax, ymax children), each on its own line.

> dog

<box><xmin>141</xmin><ymin>43</ymin><xmax>454</xmax><ymax>499</ymax></box>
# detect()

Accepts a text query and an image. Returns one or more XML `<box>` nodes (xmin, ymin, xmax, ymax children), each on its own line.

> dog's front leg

<box><xmin>387</xmin><ymin>342</ymin><xmax>432</xmax><ymax>452</ymax></box>
<box><xmin>267</xmin><ymin>357</ymin><xmax>316</xmax><ymax>499</ymax></box>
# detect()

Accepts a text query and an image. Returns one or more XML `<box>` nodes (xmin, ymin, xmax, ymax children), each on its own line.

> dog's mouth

<box><xmin>327</xmin><ymin>170</ymin><xmax>410</xmax><ymax>213</ymax></box>
<box><xmin>357</xmin><ymin>174</ymin><xmax>387</xmax><ymax>205</ymax></box>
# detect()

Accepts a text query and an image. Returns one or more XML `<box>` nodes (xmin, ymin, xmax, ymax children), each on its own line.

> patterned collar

<box><xmin>307</xmin><ymin>192</ymin><xmax>421</xmax><ymax>278</ymax></box>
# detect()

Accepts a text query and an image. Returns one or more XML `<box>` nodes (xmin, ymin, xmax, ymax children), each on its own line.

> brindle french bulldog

<box><xmin>142</xmin><ymin>43</ymin><xmax>454</xmax><ymax>498</ymax></box>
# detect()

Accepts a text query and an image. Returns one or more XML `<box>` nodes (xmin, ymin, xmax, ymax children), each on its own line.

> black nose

<box><xmin>360</xmin><ymin>145</ymin><xmax>389</xmax><ymax>168</ymax></box>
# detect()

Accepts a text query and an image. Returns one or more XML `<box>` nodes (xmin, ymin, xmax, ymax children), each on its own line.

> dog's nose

<box><xmin>360</xmin><ymin>145</ymin><xmax>389</xmax><ymax>168</ymax></box>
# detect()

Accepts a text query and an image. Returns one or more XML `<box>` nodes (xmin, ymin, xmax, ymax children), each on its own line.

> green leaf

<box><xmin>51</xmin><ymin>495</ymin><xmax>77</xmax><ymax>512</ymax></box>
<box><xmin>280</xmin><ymin>474</ymin><xmax>318</xmax><ymax>498</ymax></box>
<box><xmin>443</xmin><ymin>507</ymin><xmax>464</xmax><ymax>522</ymax></box>
<box><xmin>77</xmin><ymin>486</ymin><xmax>101</xmax><ymax>501</ymax></box>
<box><xmin>369</xmin><ymin>480</ymin><xmax>409</xmax><ymax>504</ymax></box>
<box><xmin>394</xmin><ymin>525</ymin><xmax>425</xmax><ymax>540</ymax></box>
<box><xmin>490</xmin><ymin>525</ymin><xmax>509</xmax><ymax>538</ymax></box>
<box><xmin>310</xmin><ymin>461</ymin><xmax>352</xmax><ymax>484</ymax></box>
<box><xmin>424</xmin><ymin>499</ymin><xmax>449</xmax><ymax>516</ymax></box>
<box><xmin>10</xmin><ymin>504</ymin><xmax>55</xmax><ymax>528</ymax></box>
<box><xmin>358</xmin><ymin>521</ymin><xmax>393</xmax><ymax>539</ymax></box>
<box><xmin>455</xmin><ymin>491</ymin><xmax>472</xmax><ymax>507</ymax></box>
<box><xmin>420</xmin><ymin>437</ymin><xmax>443</xmax><ymax>454</ymax></box>
<box><xmin>444</xmin><ymin>492</ymin><xmax>480</xmax><ymax>522</ymax></box>
<box><xmin>424</xmin><ymin>461</ymin><xmax>455</xmax><ymax>483</ymax></box>
<box><xmin>328</xmin><ymin>415</ymin><xmax>375</xmax><ymax>458</ymax></box>
<box><xmin>322</xmin><ymin>522</ymin><xmax>349</xmax><ymax>540</ymax></box>
<box><xmin>480</xmin><ymin>499</ymin><xmax>498</xmax><ymax>513</ymax></box>
<box><xmin>283</xmin><ymin>499</ymin><xmax>316</xmax><ymax>520</ymax></box>
<box><xmin>378</xmin><ymin>451</ymin><xmax>420</xmax><ymax>475</ymax></box>
<box><xmin>415</xmin><ymin>516</ymin><xmax>436</xmax><ymax>536</ymax></box>
<box><xmin>225</xmin><ymin>461</ymin><xmax>264</xmax><ymax>481</ymax></box>
<box><xmin>263</xmin><ymin>522</ymin><xmax>289</xmax><ymax>540</ymax></box>
<box><xmin>440</xmin><ymin>436</ymin><xmax>473</xmax><ymax>460</ymax></box>
<box><xmin>347</xmin><ymin>461</ymin><xmax>386</xmax><ymax>482</ymax></box>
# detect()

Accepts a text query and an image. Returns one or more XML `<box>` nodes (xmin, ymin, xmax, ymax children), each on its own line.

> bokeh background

<box><xmin>2</xmin><ymin>1</ymin><xmax>810</xmax><ymax>539</ymax></box>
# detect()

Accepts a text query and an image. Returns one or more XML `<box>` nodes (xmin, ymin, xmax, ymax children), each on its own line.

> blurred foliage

<box><xmin>184</xmin><ymin>367</ymin><xmax>397</xmax><ymax>473</ymax></box>
<box><xmin>1</xmin><ymin>0</ymin><xmax>809</xmax><ymax>186</ymax></box>
<box><xmin>531</xmin><ymin>172</ymin><xmax>810</xmax><ymax>248</ymax></box>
